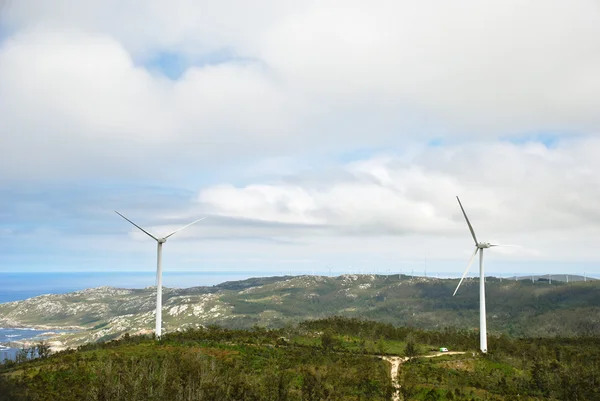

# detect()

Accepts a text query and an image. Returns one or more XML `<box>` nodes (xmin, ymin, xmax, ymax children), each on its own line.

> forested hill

<box><xmin>2</xmin><ymin>317</ymin><xmax>599</xmax><ymax>400</ymax></box>
<box><xmin>1</xmin><ymin>274</ymin><xmax>599</xmax><ymax>348</ymax></box>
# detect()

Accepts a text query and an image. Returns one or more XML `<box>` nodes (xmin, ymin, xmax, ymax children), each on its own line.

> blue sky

<box><xmin>144</xmin><ymin>49</ymin><xmax>256</xmax><ymax>80</ymax></box>
<box><xmin>1</xmin><ymin>1</ymin><xmax>600</xmax><ymax>283</ymax></box>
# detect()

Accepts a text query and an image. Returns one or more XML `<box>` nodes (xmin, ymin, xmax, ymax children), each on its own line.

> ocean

<box><xmin>0</xmin><ymin>271</ymin><xmax>270</xmax><ymax>303</ymax></box>
<box><xmin>0</xmin><ymin>328</ymin><xmax>52</xmax><ymax>361</ymax></box>
<box><xmin>0</xmin><ymin>270</ymin><xmax>268</xmax><ymax>360</ymax></box>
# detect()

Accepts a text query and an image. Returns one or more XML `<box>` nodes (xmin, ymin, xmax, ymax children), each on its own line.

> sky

<box><xmin>1</xmin><ymin>1</ymin><xmax>600</xmax><ymax>280</ymax></box>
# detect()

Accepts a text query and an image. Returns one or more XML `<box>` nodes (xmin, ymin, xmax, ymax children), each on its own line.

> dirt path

<box><xmin>381</xmin><ymin>356</ymin><xmax>407</xmax><ymax>401</ymax></box>
<box><xmin>381</xmin><ymin>351</ymin><xmax>465</xmax><ymax>401</ymax></box>
<box><xmin>424</xmin><ymin>351</ymin><xmax>466</xmax><ymax>358</ymax></box>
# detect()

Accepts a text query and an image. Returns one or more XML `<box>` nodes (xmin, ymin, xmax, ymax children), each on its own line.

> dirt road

<box><xmin>381</xmin><ymin>351</ymin><xmax>466</xmax><ymax>401</ymax></box>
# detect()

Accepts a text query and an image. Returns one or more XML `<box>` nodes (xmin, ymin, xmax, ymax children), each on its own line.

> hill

<box><xmin>516</xmin><ymin>274</ymin><xmax>596</xmax><ymax>283</ymax></box>
<box><xmin>1</xmin><ymin>317</ymin><xmax>599</xmax><ymax>400</ymax></box>
<box><xmin>1</xmin><ymin>274</ymin><xmax>599</xmax><ymax>349</ymax></box>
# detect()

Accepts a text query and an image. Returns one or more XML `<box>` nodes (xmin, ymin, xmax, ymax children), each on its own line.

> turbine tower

<box><xmin>116</xmin><ymin>211</ymin><xmax>205</xmax><ymax>338</ymax></box>
<box><xmin>453</xmin><ymin>196</ymin><xmax>515</xmax><ymax>353</ymax></box>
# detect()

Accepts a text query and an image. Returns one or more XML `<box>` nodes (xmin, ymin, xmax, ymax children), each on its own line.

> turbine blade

<box><xmin>453</xmin><ymin>247</ymin><xmax>479</xmax><ymax>296</ymax></box>
<box><xmin>489</xmin><ymin>244</ymin><xmax>522</xmax><ymax>247</ymax></box>
<box><xmin>164</xmin><ymin>217</ymin><xmax>206</xmax><ymax>239</ymax></box>
<box><xmin>115</xmin><ymin>211</ymin><xmax>159</xmax><ymax>241</ymax></box>
<box><xmin>456</xmin><ymin>196</ymin><xmax>478</xmax><ymax>245</ymax></box>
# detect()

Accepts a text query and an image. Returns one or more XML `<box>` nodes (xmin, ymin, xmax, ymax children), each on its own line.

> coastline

<box><xmin>1</xmin><ymin>321</ymin><xmax>87</xmax><ymax>354</ymax></box>
<box><xmin>1</xmin><ymin>317</ymin><xmax>87</xmax><ymax>331</ymax></box>
<box><xmin>4</xmin><ymin>339</ymin><xmax>68</xmax><ymax>354</ymax></box>
<box><xmin>4</xmin><ymin>332</ymin><xmax>68</xmax><ymax>353</ymax></box>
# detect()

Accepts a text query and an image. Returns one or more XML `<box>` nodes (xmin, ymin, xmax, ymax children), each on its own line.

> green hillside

<box><xmin>1</xmin><ymin>317</ymin><xmax>599</xmax><ymax>400</ymax></box>
<box><xmin>1</xmin><ymin>275</ymin><xmax>599</xmax><ymax>349</ymax></box>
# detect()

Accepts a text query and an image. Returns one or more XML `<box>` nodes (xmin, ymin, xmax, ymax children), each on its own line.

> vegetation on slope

<box><xmin>1</xmin><ymin>275</ymin><xmax>599</xmax><ymax>348</ymax></box>
<box><xmin>1</xmin><ymin>317</ymin><xmax>599</xmax><ymax>400</ymax></box>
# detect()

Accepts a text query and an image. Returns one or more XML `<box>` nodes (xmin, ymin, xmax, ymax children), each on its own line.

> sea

<box><xmin>0</xmin><ymin>328</ymin><xmax>53</xmax><ymax>361</ymax></box>
<box><xmin>0</xmin><ymin>270</ymin><xmax>268</xmax><ymax>360</ymax></box>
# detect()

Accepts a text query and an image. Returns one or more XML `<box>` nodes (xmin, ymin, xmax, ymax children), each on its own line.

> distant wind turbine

<box><xmin>115</xmin><ymin>211</ymin><xmax>205</xmax><ymax>338</ymax></box>
<box><xmin>453</xmin><ymin>196</ymin><xmax>518</xmax><ymax>353</ymax></box>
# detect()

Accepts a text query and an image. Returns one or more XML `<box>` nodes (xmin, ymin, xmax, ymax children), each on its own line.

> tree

<box><xmin>321</xmin><ymin>330</ymin><xmax>336</xmax><ymax>352</ymax></box>
<box><xmin>530</xmin><ymin>359</ymin><xmax>550</xmax><ymax>397</ymax></box>
<box><xmin>277</xmin><ymin>371</ymin><xmax>292</xmax><ymax>401</ymax></box>
<box><xmin>15</xmin><ymin>346</ymin><xmax>29</xmax><ymax>364</ymax></box>
<box><xmin>301</xmin><ymin>369</ymin><xmax>323</xmax><ymax>401</ymax></box>
<box><xmin>399</xmin><ymin>365</ymin><xmax>418</xmax><ymax>400</ymax></box>
<box><xmin>404</xmin><ymin>338</ymin><xmax>419</xmax><ymax>362</ymax></box>
<box><xmin>36</xmin><ymin>341</ymin><xmax>51</xmax><ymax>359</ymax></box>
<box><xmin>425</xmin><ymin>388</ymin><xmax>440</xmax><ymax>401</ymax></box>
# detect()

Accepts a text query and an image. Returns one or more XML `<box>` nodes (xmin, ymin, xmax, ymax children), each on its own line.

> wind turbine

<box><xmin>116</xmin><ymin>211</ymin><xmax>205</xmax><ymax>338</ymax></box>
<box><xmin>452</xmin><ymin>196</ymin><xmax>515</xmax><ymax>353</ymax></box>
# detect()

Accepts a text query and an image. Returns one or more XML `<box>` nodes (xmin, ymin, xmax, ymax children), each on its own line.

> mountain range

<box><xmin>1</xmin><ymin>274</ymin><xmax>598</xmax><ymax>350</ymax></box>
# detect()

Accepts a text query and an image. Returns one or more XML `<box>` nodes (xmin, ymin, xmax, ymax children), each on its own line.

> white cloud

<box><xmin>2</xmin><ymin>1</ymin><xmax>600</xmax><ymax>274</ymax></box>
<box><xmin>1</xmin><ymin>0</ymin><xmax>306</xmax><ymax>58</ymax></box>
<box><xmin>0</xmin><ymin>30</ymin><xmax>293</xmax><ymax>182</ymax></box>
<box><xmin>1</xmin><ymin>1</ymin><xmax>600</xmax><ymax>184</ymax></box>
<box><xmin>196</xmin><ymin>139</ymin><xmax>600</xmax><ymax>261</ymax></box>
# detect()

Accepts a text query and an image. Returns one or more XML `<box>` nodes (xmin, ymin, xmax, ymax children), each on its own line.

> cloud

<box><xmin>2</xmin><ymin>1</ymin><xmax>600</xmax><ymax>274</ymax></box>
<box><xmin>1</xmin><ymin>0</ymin><xmax>305</xmax><ymax>58</ymax></box>
<box><xmin>197</xmin><ymin>139</ymin><xmax>600</xmax><ymax>242</ymax></box>
<box><xmin>1</xmin><ymin>1</ymin><xmax>599</xmax><ymax>184</ymax></box>
<box><xmin>0</xmin><ymin>29</ymin><xmax>295</xmax><ymax>183</ymax></box>
<box><xmin>261</xmin><ymin>0</ymin><xmax>600</xmax><ymax>135</ymax></box>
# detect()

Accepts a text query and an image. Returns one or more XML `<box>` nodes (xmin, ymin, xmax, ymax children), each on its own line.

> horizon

<box><xmin>1</xmin><ymin>269</ymin><xmax>597</xmax><ymax>304</ymax></box>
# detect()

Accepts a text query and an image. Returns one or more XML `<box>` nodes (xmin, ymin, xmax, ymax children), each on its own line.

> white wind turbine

<box><xmin>116</xmin><ymin>211</ymin><xmax>205</xmax><ymax>338</ymax></box>
<box><xmin>453</xmin><ymin>196</ymin><xmax>516</xmax><ymax>353</ymax></box>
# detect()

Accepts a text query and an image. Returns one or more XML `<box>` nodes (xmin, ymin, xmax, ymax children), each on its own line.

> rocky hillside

<box><xmin>1</xmin><ymin>274</ymin><xmax>599</xmax><ymax>348</ymax></box>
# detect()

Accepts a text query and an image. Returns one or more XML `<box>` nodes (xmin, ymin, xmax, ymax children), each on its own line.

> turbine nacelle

<box><xmin>477</xmin><ymin>242</ymin><xmax>492</xmax><ymax>249</ymax></box>
<box><xmin>158</xmin><ymin>238</ymin><xmax>167</xmax><ymax>244</ymax></box>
